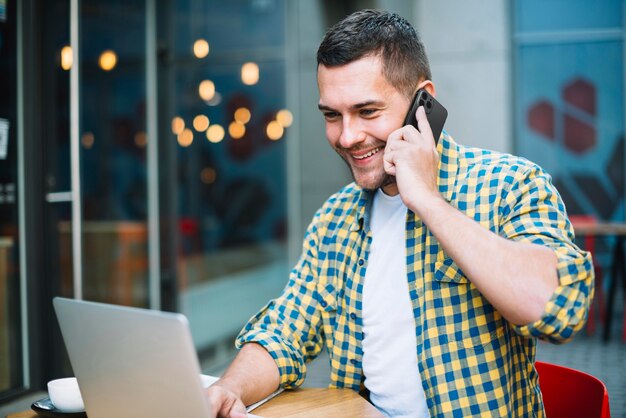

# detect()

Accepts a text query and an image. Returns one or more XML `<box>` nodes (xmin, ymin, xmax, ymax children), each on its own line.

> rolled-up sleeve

<box><xmin>499</xmin><ymin>164</ymin><xmax>594</xmax><ymax>343</ymax></box>
<box><xmin>235</xmin><ymin>211</ymin><xmax>326</xmax><ymax>388</ymax></box>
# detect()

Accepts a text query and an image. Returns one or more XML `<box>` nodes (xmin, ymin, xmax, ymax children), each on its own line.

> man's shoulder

<box><xmin>455</xmin><ymin>141</ymin><xmax>542</xmax><ymax>177</ymax></box>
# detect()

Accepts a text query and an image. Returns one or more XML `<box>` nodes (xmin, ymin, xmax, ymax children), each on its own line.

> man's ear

<box><xmin>416</xmin><ymin>80</ymin><xmax>436</xmax><ymax>97</ymax></box>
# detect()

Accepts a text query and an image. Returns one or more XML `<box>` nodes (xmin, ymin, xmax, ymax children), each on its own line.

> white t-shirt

<box><xmin>361</xmin><ymin>189</ymin><xmax>430</xmax><ymax>417</ymax></box>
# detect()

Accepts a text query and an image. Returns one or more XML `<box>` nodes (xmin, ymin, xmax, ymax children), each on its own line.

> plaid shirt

<box><xmin>237</xmin><ymin>133</ymin><xmax>594</xmax><ymax>417</ymax></box>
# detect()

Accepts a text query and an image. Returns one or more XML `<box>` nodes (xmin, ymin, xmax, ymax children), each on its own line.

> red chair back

<box><xmin>568</xmin><ymin>214</ymin><xmax>606</xmax><ymax>335</ymax></box>
<box><xmin>536</xmin><ymin>361</ymin><xmax>610</xmax><ymax>418</ymax></box>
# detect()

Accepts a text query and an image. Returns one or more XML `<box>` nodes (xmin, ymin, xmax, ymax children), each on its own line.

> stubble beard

<box><xmin>336</xmin><ymin>149</ymin><xmax>396</xmax><ymax>192</ymax></box>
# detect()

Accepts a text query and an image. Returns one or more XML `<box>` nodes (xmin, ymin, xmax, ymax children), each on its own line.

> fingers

<box><xmin>384</xmin><ymin>128</ymin><xmax>408</xmax><ymax>175</ymax></box>
<box><xmin>383</xmin><ymin>148</ymin><xmax>396</xmax><ymax>175</ymax></box>
<box><xmin>229</xmin><ymin>407</ymin><xmax>248</xmax><ymax>418</ymax></box>
<box><xmin>207</xmin><ymin>385</ymin><xmax>247</xmax><ymax>418</ymax></box>
<box><xmin>415</xmin><ymin>106</ymin><xmax>434</xmax><ymax>141</ymax></box>
<box><xmin>384</xmin><ymin>114</ymin><xmax>439</xmax><ymax>176</ymax></box>
<box><xmin>226</xmin><ymin>399</ymin><xmax>248</xmax><ymax>418</ymax></box>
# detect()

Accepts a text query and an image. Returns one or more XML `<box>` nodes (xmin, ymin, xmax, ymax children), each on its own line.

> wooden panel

<box><xmin>253</xmin><ymin>388</ymin><xmax>383</xmax><ymax>418</ymax></box>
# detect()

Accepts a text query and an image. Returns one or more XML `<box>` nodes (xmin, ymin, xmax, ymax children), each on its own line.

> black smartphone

<box><xmin>402</xmin><ymin>88</ymin><xmax>448</xmax><ymax>144</ymax></box>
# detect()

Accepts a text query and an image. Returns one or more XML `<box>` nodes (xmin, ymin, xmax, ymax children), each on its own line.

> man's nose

<box><xmin>339</xmin><ymin>118</ymin><xmax>365</xmax><ymax>149</ymax></box>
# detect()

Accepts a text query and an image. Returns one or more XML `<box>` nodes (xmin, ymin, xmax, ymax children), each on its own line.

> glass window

<box><xmin>0</xmin><ymin>0</ymin><xmax>23</xmax><ymax>398</ymax></box>
<box><xmin>515</xmin><ymin>0</ymin><xmax>623</xmax><ymax>33</ymax></box>
<box><xmin>41</xmin><ymin>0</ymin><xmax>72</xmax><ymax>305</ymax></box>
<box><xmin>2</xmin><ymin>1</ymin><xmax>293</xmax><ymax>394</ymax></box>
<box><xmin>158</xmin><ymin>0</ymin><xmax>290</xmax><ymax>371</ymax></box>
<box><xmin>514</xmin><ymin>2</ymin><xmax>625</xmax><ymax>222</ymax></box>
<box><xmin>79</xmin><ymin>0</ymin><xmax>149</xmax><ymax>307</ymax></box>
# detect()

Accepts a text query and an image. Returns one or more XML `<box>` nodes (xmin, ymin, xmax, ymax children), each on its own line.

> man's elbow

<box><xmin>509</xmin><ymin>278</ymin><xmax>558</xmax><ymax>326</ymax></box>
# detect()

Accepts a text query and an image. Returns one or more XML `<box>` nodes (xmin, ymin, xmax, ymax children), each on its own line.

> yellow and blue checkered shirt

<box><xmin>237</xmin><ymin>133</ymin><xmax>594</xmax><ymax>417</ymax></box>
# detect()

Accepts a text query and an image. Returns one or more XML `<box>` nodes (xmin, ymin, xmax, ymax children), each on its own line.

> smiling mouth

<box><xmin>352</xmin><ymin>147</ymin><xmax>382</xmax><ymax>160</ymax></box>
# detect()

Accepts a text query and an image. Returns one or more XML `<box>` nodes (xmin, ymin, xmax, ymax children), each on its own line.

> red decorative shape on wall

<box><xmin>563</xmin><ymin>78</ymin><xmax>596</xmax><ymax>116</ymax></box>
<box><xmin>528</xmin><ymin>100</ymin><xmax>556</xmax><ymax>140</ymax></box>
<box><xmin>564</xmin><ymin>113</ymin><xmax>596</xmax><ymax>154</ymax></box>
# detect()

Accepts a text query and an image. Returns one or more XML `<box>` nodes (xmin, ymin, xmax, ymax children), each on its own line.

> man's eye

<box><xmin>323</xmin><ymin>112</ymin><xmax>340</xmax><ymax>120</ymax></box>
<box><xmin>360</xmin><ymin>109</ymin><xmax>377</xmax><ymax>117</ymax></box>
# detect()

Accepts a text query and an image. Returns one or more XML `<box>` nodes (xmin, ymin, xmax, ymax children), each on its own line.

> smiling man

<box><xmin>207</xmin><ymin>10</ymin><xmax>594</xmax><ymax>418</ymax></box>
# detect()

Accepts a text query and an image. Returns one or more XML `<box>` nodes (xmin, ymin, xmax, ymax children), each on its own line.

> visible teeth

<box><xmin>353</xmin><ymin>147</ymin><xmax>381</xmax><ymax>160</ymax></box>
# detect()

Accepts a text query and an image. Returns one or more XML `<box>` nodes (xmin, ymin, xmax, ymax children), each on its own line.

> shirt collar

<box><xmin>350</xmin><ymin>189</ymin><xmax>372</xmax><ymax>232</ymax></box>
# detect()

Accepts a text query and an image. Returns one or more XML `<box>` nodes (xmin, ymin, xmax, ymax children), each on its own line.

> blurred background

<box><xmin>0</xmin><ymin>0</ymin><xmax>624</xmax><ymax>415</ymax></box>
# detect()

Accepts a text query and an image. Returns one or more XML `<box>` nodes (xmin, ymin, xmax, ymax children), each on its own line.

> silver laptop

<box><xmin>53</xmin><ymin>297</ymin><xmax>214</xmax><ymax>418</ymax></box>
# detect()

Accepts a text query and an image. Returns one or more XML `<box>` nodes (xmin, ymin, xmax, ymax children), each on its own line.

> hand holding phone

<box><xmin>403</xmin><ymin>89</ymin><xmax>448</xmax><ymax>144</ymax></box>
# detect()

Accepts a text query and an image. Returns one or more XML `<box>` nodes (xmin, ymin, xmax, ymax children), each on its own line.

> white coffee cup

<box><xmin>47</xmin><ymin>377</ymin><xmax>85</xmax><ymax>412</ymax></box>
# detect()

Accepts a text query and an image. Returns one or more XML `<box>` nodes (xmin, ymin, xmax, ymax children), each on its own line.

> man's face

<box><xmin>317</xmin><ymin>55</ymin><xmax>410</xmax><ymax>194</ymax></box>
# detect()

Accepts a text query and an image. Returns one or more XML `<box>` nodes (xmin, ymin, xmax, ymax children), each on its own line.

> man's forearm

<box><xmin>416</xmin><ymin>195</ymin><xmax>559</xmax><ymax>325</ymax></box>
<box><xmin>217</xmin><ymin>342</ymin><xmax>281</xmax><ymax>406</ymax></box>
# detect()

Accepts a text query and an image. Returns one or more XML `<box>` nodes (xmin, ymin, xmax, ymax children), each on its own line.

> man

<box><xmin>207</xmin><ymin>10</ymin><xmax>593</xmax><ymax>418</ymax></box>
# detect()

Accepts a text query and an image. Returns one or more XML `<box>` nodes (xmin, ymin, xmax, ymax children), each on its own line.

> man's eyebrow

<box><xmin>318</xmin><ymin>100</ymin><xmax>384</xmax><ymax>112</ymax></box>
<box><xmin>351</xmin><ymin>100</ymin><xmax>384</xmax><ymax>109</ymax></box>
<box><xmin>318</xmin><ymin>104</ymin><xmax>335</xmax><ymax>112</ymax></box>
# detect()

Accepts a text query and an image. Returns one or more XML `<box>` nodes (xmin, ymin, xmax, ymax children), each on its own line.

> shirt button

<box><xmin>358</xmin><ymin>259</ymin><xmax>364</xmax><ymax>266</ymax></box>
<box><xmin>350</xmin><ymin>358</ymin><xmax>358</xmax><ymax>365</ymax></box>
<box><xmin>350</xmin><ymin>312</ymin><xmax>357</xmax><ymax>320</ymax></box>
<box><xmin>320</xmin><ymin>300</ymin><xmax>327</xmax><ymax>308</ymax></box>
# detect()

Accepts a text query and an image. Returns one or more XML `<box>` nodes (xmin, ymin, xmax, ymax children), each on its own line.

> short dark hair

<box><xmin>317</xmin><ymin>9</ymin><xmax>431</xmax><ymax>99</ymax></box>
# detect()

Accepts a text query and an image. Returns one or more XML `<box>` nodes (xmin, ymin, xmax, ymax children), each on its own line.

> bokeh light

<box><xmin>234</xmin><ymin>107</ymin><xmax>251</xmax><ymax>124</ymax></box>
<box><xmin>171</xmin><ymin>117</ymin><xmax>185</xmax><ymax>135</ymax></box>
<box><xmin>241</xmin><ymin>62</ymin><xmax>259</xmax><ymax>85</ymax></box>
<box><xmin>98</xmin><ymin>50</ymin><xmax>117</xmax><ymax>71</ymax></box>
<box><xmin>229</xmin><ymin>121</ymin><xmax>246</xmax><ymax>139</ymax></box>
<box><xmin>206</xmin><ymin>124</ymin><xmax>225</xmax><ymax>143</ymax></box>
<box><xmin>266</xmin><ymin>120</ymin><xmax>284</xmax><ymax>140</ymax></box>
<box><xmin>193</xmin><ymin>115</ymin><xmax>210</xmax><ymax>132</ymax></box>
<box><xmin>134</xmin><ymin>131</ymin><xmax>147</xmax><ymax>148</ymax></box>
<box><xmin>200</xmin><ymin>167</ymin><xmax>217</xmax><ymax>184</ymax></box>
<box><xmin>199</xmin><ymin>80</ymin><xmax>216</xmax><ymax>101</ymax></box>
<box><xmin>177</xmin><ymin>128</ymin><xmax>194</xmax><ymax>147</ymax></box>
<box><xmin>193</xmin><ymin>39</ymin><xmax>210</xmax><ymax>59</ymax></box>
<box><xmin>61</xmin><ymin>46</ymin><xmax>73</xmax><ymax>71</ymax></box>
<box><xmin>276</xmin><ymin>109</ymin><xmax>293</xmax><ymax>127</ymax></box>
<box><xmin>206</xmin><ymin>92</ymin><xmax>222</xmax><ymax>107</ymax></box>
<box><xmin>81</xmin><ymin>132</ymin><xmax>94</xmax><ymax>149</ymax></box>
